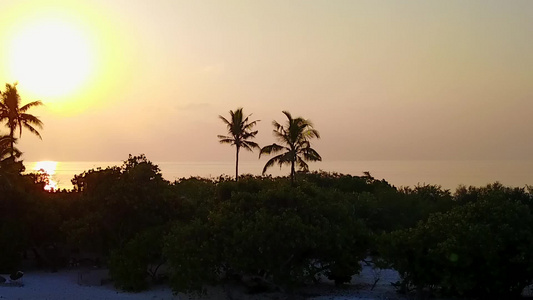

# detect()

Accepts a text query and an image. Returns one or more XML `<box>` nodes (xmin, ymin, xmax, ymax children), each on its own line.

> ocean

<box><xmin>26</xmin><ymin>160</ymin><xmax>533</xmax><ymax>191</ymax></box>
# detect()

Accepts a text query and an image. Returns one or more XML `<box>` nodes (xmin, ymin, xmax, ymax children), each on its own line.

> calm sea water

<box><xmin>26</xmin><ymin>160</ymin><xmax>533</xmax><ymax>191</ymax></box>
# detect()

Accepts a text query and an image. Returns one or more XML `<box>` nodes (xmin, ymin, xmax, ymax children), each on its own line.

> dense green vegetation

<box><xmin>2</xmin><ymin>153</ymin><xmax>533</xmax><ymax>298</ymax></box>
<box><xmin>380</xmin><ymin>184</ymin><xmax>533</xmax><ymax>299</ymax></box>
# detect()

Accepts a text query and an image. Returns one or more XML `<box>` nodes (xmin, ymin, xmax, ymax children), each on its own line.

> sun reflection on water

<box><xmin>33</xmin><ymin>161</ymin><xmax>58</xmax><ymax>191</ymax></box>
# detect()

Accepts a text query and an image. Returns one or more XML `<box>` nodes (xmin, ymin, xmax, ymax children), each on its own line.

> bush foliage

<box><xmin>165</xmin><ymin>180</ymin><xmax>371</xmax><ymax>292</ymax></box>
<box><xmin>380</xmin><ymin>186</ymin><xmax>533</xmax><ymax>298</ymax></box>
<box><xmin>109</xmin><ymin>226</ymin><xmax>166</xmax><ymax>292</ymax></box>
<box><xmin>2</xmin><ymin>154</ymin><xmax>533</xmax><ymax>299</ymax></box>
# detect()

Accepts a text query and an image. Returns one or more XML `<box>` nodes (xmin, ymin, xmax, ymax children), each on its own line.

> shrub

<box><xmin>109</xmin><ymin>227</ymin><xmax>165</xmax><ymax>292</ymax></box>
<box><xmin>65</xmin><ymin>155</ymin><xmax>173</xmax><ymax>255</ymax></box>
<box><xmin>380</xmin><ymin>189</ymin><xmax>533</xmax><ymax>298</ymax></box>
<box><xmin>164</xmin><ymin>181</ymin><xmax>370</xmax><ymax>293</ymax></box>
<box><xmin>0</xmin><ymin>221</ymin><xmax>26</xmax><ymax>273</ymax></box>
<box><xmin>164</xmin><ymin>219</ymin><xmax>221</xmax><ymax>294</ymax></box>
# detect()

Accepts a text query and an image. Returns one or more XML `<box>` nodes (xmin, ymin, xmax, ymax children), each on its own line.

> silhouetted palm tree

<box><xmin>0</xmin><ymin>83</ymin><xmax>43</xmax><ymax>157</ymax></box>
<box><xmin>260</xmin><ymin>111</ymin><xmax>321</xmax><ymax>184</ymax></box>
<box><xmin>0</xmin><ymin>135</ymin><xmax>20</xmax><ymax>160</ymax></box>
<box><xmin>0</xmin><ymin>135</ymin><xmax>23</xmax><ymax>185</ymax></box>
<box><xmin>218</xmin><ymin>108</ymin><xmax>260</xmax><ymax>181</ymax></box>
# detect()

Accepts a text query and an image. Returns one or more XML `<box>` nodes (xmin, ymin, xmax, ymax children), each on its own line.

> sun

<box><xmin>1</xmin><ymin>2</ymin><xmax>131</xmax><ymax>114</ymax></box>
<box><xmin>32</xmin><ymin>161</ymin><xmax>58</xmax><ymax>191</ymax></box>
<box><xmin>6</xmin><ymin>16</ymin><xmax>96</xmax><ymax>101</ymax></box>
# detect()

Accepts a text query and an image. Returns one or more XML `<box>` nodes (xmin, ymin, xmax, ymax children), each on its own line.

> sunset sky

<box><xmin>0</xmin><ymin>0</ymin><xmax>532</xmax><ymax>163</ymax></box>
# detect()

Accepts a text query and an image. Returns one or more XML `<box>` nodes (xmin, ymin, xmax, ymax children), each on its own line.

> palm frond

<box><xmin>281</xmin><ymin>111</ymin><xmax>293</xmax><ymax>122</ymax></box>
<box><xmin>262</xmin><ymin>154</ymin><xmax>286</xmax><ymax>174</ymax></box>
<box><xmin>0</xmin><ymin>135</ymin><xmax>20</xmax><ymax>160</ymax></box>
<box><xmin>296</xmin><ymin>157</ymin><xmax>309</xmax><ymax>172</ymax></box>
<box><xmin>218</xmin><ymin>115</ymin><xmax>231</xmax><ymax>127</ymax></box>
<box><xmin>297</xmin><ymin>140</ymin><xmax>310</xmax><ymax>150</ymax></box>
<box><xmin>241</xmin><ymin>140</ymin><xmax>260</xmax><ymax>152</ymax></box>
<box><xmin>273</xmin><ymin>129</ymin><xmax>291</xmax><ymax>145</ymax></box>
<box><xmin>259</xmin><ymin>143</ymin><xmax>286</xmax><ymax>158</ymax></box>
<box><xmin>243</xmin><ymin>119</ymin><xmax>259</xmax><ymax>130</ymax></box>
<box><xmin>273</xmin><ymin>120</ymin><xmax>287</xmax><ymax>134</ymax></box>
<box><xmin>301</xmin><ymin>147</ymin><xmax>322</xmax><ymax>162</ymax></box>
<box><xmin>0</xmin><ymin>136</ymin><xmax>13</xmax><ymax>150</ymax></box>
<box><xmin>20</xmin><ymin>113</ymin><xmax>43</xmax><ymax>128</ymax></box>
<box><xmin>241</xmin><ymin>130</ymin><xmax>258</xmax><ymax>139</ymax></box>
<box><xmin>218</xmin><ymin>138</ymin><xmax>235</xmax><ymax>145</ymax></box>
<box><xmin>277</xmin><ymin>151</ymin><xmax>294</xmax><ymax>166</ymax></box>
<box><xmin>19</xmin><ymin>100</ymin><xmax>43</xmax><ymax>113</ymax></box>
<box><xmin>302</xmin><ymin>128</ymin><xmax>320</xmax><ymax>139</ymax></box>
<box><xmin>22</xmin><ymin>123</ymin><xmax>42</xmax><ymax>139</ymax></box>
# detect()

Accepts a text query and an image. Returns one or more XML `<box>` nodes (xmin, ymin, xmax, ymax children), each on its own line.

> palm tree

<box><xmin>0</xmin><ymin>135</ymin><xmax>21</xmax><ymax>160</ymax></box>
<box><xmin>218</xmin><ymin>108</ymin><xmax>260</xmax><ymax>181</ymax></box>
<box><xmin>0</xmin><ymin>135</ymin><xmax>20</xmax><ymax>170</ymax></box>
<box><xmin>0</xmin><ymin>135</ymin><xmax>23</xmax><ymax>185</ymax></box>
<box><xmin>259</xmin><ymin>111</ymin><xmax>321</xmax><ymax>184</ymax></box>
<box><xmin>0</xmin><ymin>83</ymin><xmax>43</xmax><ymax>157</ymax></box>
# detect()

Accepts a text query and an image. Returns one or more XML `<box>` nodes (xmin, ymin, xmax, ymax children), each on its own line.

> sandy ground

<box><xmin>0</xmin><ymin>270</ymin><xmax>177</xmax><ymax>300</ymax></box>
<box><xmin>0</xmin><ymin>261</ymin><xmax>404</xmax><ymax>300</ymax></box>
<box><xmin>306</xmin><ymin>262</ymin><xmax>404</xmax><ymax>300</ymax></box>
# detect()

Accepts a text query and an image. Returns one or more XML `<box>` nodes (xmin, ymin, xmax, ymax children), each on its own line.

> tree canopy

<box><xmin>0</xmin><ymin>83</ymin><xmax>43</xmax><ymax>157</ymax></box>
<box><xmin>218</xmin><ymin>108</ymin><xmax>260</xmax><ymax>180</ymax></box>
<box><xmin>260</xmin><ymin>111</ymin><xmax>321</xmax><ymax>184</ymax></box>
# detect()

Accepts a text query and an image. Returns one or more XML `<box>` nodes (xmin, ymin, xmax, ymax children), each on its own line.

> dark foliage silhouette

<box><xmin>0</xmin><ymin>135</ymin><xmax>23</xmax><ymax>184</ymax></box>
<box><xmin>0</xmin><ymin>83</ymin><xmax>43</xmax><ymax>157</ymax></box>
<box><xmin>380</xmin><ymin>185</ymin><xmax>533</xmax><ymax>298</ymax></box>
<box><xmin>218</xmin><ymin>108</ymin><xmax>260</xmax><ymax>181</ymax></box>
<box><xmin>260</xmin><ymin>111</ymin><xmax>321</xmax><ymax>184</ymax></box>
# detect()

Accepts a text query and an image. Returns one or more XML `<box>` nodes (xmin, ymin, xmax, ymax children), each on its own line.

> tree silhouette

<box><xmin>0</xmin><ymin>83</ymin><xmax>43</xmax><ymax>157</ymax></box>
<box><xmin>260</xmin><ymin>111</ymin><xmax>321</xmax><ymax>184</ymax></box>
<box><xmin>0</xmin><ymin>135</ymin><xmax>21</xmax><ymax>161</ymax></box>
<box><xmin>218</xmin><ymin>108</ymin><xmax>260</xmax><ymax>181</ymax></box>
<box><xmin>0</xmin><ymin>135</ymin><xmax>23</xmax><ymax>186</ymax></box>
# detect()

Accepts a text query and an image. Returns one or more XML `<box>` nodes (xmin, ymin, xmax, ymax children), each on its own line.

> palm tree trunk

<box><xmin>290</xmin><ymin>159</ymin><xmax>295</xmax><ymax>186</ymax></box>
<box><xmin>235</xmin><ymin>146</ymin><xmax>240</xmax><ymax>181</ymax></box>
<box><xmin>9</xmin><ymin>125</ymin><xmax>14</xmax><ymax>158</ymax></box>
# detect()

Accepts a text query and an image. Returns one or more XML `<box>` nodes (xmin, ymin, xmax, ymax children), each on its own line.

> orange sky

<box><xmin>1</xmin><ymin>0</ymin><xmax>532</xmax><ymax>163</ymax></box>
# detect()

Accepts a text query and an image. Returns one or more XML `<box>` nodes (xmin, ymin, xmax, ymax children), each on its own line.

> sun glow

<box><xmin>33</xmin><ymin>161</ymin><xmax>58</xmax><ymax>191</ymax></box>
<box><xmin>6</xmin><ymin>17</ymin><xmax>96</xmax><ymax>100</ymax></box>
<box><xmin>1</xmin><ymin>2</ymin><xmax>128</xmax><ymax>115</ymax></box>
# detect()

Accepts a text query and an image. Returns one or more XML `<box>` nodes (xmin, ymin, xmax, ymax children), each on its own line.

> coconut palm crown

<box><xmin>259</xmin><ymin>111</ymin><xmax>321</xmax><ymax>184</ymax></box>
<box><xmin>218</xmin><ymin>108</ymin><xmax>260</xmax><ymax>180</ymax></box>
<box><xmin>0</xmin><ymin>83</ymin><xmax>43</xmax><ymax>156</ymax></box>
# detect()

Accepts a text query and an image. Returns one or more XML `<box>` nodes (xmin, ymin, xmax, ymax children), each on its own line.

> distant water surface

<box><xmin>26</xmin><ymin>160</ymin><xmax>533</xmax><ymax>191</ymax></box>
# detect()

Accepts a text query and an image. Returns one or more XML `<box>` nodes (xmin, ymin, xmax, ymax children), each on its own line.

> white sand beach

<box><xmin>0</xmin><ymin>270</ymin><xmax>176</xmax><ymax>300</ymax></box>
<box><xmin>0</xmin><ymin>262</ymin><xmax>403</xmax><ymax>300</ymax></box>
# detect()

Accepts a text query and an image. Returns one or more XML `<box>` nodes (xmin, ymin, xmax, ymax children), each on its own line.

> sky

<box><xmin>0</xmin><ymin>0</ymin><xmax>532</xmax><ymax>163</ymax></box>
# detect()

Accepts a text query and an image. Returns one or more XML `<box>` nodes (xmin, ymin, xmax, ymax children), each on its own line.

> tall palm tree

<box><xmin>218</xmin><ymin>108</ymin><xmax>260</xmax><ymax>181</ymax></box>
<box><xmin>0</xmin><ymin>83</ymin><xmax>43</xmax><ymax>156</ymax></box>
<box><xmin>259</xmin><ymin>111</ymin><xmax>321</xmax><ymax>184</ymax></box>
